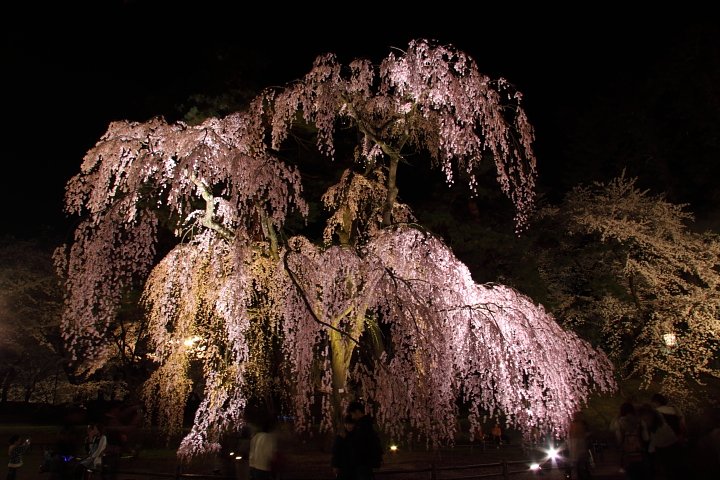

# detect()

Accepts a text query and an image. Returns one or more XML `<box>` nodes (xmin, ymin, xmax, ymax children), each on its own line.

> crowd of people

<box><xmin>530</xmin><ymin>392</ymin><xmax>719</xmax><ymax>480</ymax></box>
<box><xmin>611</xmin><ymin>393</ymin><xmax>694</xmax><ymax>480</ymax></box>
<box><xmin>244</xmin><ymin>400</ymin><xmax>384</xmax><ymax>480</ymax></box>
<box><xmin>8</xmin><ymin>423</ymin><xmax>109</xmax><ymax>480</ymax></box>
<box><xmin>244</xmin><ymin>392</ymin><xmax>719</xmax><ymax>479</ymax></box>
<box><xmin>6</xmin><ymin>393</ymin><xmax>719</xmax><ymax>479</ymax></box>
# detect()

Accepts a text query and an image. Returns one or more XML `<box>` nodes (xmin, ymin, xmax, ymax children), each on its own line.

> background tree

<box><xmin>56</xmin><ymin>40</ymin><xmax>615</xmax><ymax>458</ymax></box>
<box><xmin>545</xmin><ymin>23</ymin><xmax>720</xmax><ymax>230</ymax></box>
<box><xmin>535</xmin><ymin>173</ymin><xmax>720</xmax><ymax>407</ymax></box>
<box><xmin>0</xmin><ymin>236</ymin><xmax>68</xmax><ymax>403</ymax></box>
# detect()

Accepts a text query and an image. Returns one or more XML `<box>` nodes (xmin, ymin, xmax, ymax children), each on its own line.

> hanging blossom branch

<box><xmin>266</xmin><ymin>39</ymin><xmax>537</xmax><ymax>232</ymax></box>
<box><xmin>282</xmin><ymin>248</ymin><xmax>360</xmax><ymax>346</ymax></box>
<box><xmin>56</xmin><ymin>107</ymin><xmax>307</xmax><ymax>376</ymax></box>
<box><xmin>357</xmin><ymin>226</ymin><xmax>615</xmax><ymax>445</ymax></box>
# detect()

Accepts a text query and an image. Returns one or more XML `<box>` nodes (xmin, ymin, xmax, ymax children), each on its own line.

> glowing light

<box><xmin>529</xmin><ymin>462</ymin><xmax>541</xmax><ymax>471</ymax></box>
<box><xmin>663</xmin><ymin>332</ymin><xmax>677</xmax><ymax>347</ymax></box>
<box><xmin>546</xmin><ymin>447</ymin><xmax>560</xmax><ymax>461</ymax></box>
<box><xmin>183</xmin><ymin>335</ymin><xmax>202</xmax><ymax>347</ymax></box>
<box><xmin>389</xmin><ymin>444</ymin><xmax>398</xmax><ymax>452</ymax></box>
<box><xmin>234</xmin><ymin>456</ymin><xmax>242</xmax><ymax>460</ymax></box>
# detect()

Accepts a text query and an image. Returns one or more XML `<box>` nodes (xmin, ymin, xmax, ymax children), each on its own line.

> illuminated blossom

<box><xmin>57</xmin><ymin>40</ymin><xmax>614</xmax><ymax>458</ymax></box>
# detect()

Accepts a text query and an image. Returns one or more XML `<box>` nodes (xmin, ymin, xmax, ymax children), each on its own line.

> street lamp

<box><xmin>662</xmin><ymin>332</ymin><xmax>677</xmax><ymax>348</ymax></box>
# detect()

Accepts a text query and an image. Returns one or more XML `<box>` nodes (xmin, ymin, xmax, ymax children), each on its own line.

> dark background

<box><xmin>3</xmin><ymin>2</ymin><xmax>719</xmax><ymax>238</ymax></box>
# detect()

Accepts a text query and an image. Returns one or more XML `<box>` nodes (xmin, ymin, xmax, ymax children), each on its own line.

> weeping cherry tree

<box><xmin>55</xmin><ymin>39</ymin><xmax>616</xmax><ymax>458</ymax></box>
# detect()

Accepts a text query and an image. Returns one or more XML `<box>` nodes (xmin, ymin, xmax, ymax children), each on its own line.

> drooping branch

<box><xmin>282</xmin><ymin>249</ymin><xmax>359</xmax><ymax>346</ymax></box>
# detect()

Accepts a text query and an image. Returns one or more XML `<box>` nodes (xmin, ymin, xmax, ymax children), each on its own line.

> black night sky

<box><xmin>3</xmin><ymin>3</ymin><xmax>719</xmax><ymax>239</ymax></box>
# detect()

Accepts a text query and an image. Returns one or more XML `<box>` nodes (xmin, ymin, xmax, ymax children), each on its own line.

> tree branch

<box><xmin>282</xmin><ymin>251</ymin><xmax>359</xmax><ymax>346</ymax></box>
<box><xmin>189</xmin><ymin>174</ymin><xmax>235</xmax><ymax>241</ymax></box>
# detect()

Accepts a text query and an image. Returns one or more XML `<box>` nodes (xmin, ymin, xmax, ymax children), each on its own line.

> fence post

<box><xmin>175</xmin><ymin>463</ymin><xmax>182</xmax><ymax>479</ymax></box>
<box><xmin>502</xmin><ymin>459</ymin><xmax>509</xmax><ymax>480</ymax></box>
<box><xmin>430</xmin><ymin>462</ymin><xmax>437</xmax><ymax>480</ymax></box>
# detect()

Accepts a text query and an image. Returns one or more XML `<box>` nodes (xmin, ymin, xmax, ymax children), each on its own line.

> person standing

<box><xmin>491</xmin><ymin>423</ymin><xmax>502</xmax><ymax>448</ymax></box>
<box><xmin>347</xmin><ymin>401</ymin><xmax>383</xmax><ymax>480</ymax></box>
<box><xmin>79</xmin><ymin>424</ymin><xmax>107</xmax><ymax>479</ymax></box>
<box><xmin>613</xmin><ymin>402</ymin><xmax>649</xmax><ymax>480</ymax></box>
<box><xmin>566</xmin><ymin>411</ymin><xmax>592</xmax><ymax>480</ymax></box>
<box><xmin>6</xmin><ymin>435</ymin><xmax>30</xmax><ymax>480</ymax></box>
<box><xmin>249</xmin><ymin>418</ymin><xmax>279</xmax><ymax>480</ymax></box>
<box><xmin>649</xmin><ymin>393</ymin><xmax>691</xmax><ymax>479</ymax></box>
<box><xmin>331</xmin><ymin>414</ymin><xmax>357</xmax><ymax>479</ymax></box>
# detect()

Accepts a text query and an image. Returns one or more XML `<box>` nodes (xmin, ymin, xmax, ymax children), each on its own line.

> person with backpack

<box><xmin>347</xmin><ymin>401</ymin><xmax>383</xmax><ymax>480</ymax></box>
<box><xmin>649</xmin><ymin>394</ymin><xmax>692</xmax><ymax>479</ymax></box>
<box><xmin>613</xmin><ymin>402</ymin><xmax>649</xmax><ymax>479</ymax></box>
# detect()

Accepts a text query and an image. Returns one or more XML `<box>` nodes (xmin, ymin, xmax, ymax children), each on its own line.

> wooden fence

<box><xmin>107</xmin><ymin>458</ymin><xmax>563</xmax><ymax>480</ymax></box>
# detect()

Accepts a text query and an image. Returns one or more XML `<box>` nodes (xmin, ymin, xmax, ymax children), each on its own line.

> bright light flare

<box><xmin>184</xmin><ymin>335</ymin><xmax>202</xmax><ymax>347</ymax></box>
<box><xmin>389</xmin><ymin>444</ymin><xmax>398</xmax><ymax>452</ymax></box>
<box><xmin>546</xmin><ymin>447</ymin><xmax>560</xmax><ymax>461</ymax></box>
<box><xmin>529</xmin><ymin>462</ymin><xmax>541</xmax><ymax>471</ymax></box>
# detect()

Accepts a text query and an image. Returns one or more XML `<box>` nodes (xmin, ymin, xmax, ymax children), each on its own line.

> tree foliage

<box><xmin>56</xmin><ymin>40</ymin><xmax>615</xmax><ymax>457</ymax></box>
<box><xmin>0</xmin><ymin>237</ymin><xmax>66</xmax><ymax>402</ymax></box>
<box><xmin>536</xmin><ymin>172</ymin><xmax>720</xmax><ymax>405</ymax></box>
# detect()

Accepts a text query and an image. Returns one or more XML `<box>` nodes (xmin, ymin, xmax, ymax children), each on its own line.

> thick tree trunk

<box><xmin>329</xmin><ymin>325</ymin><xmax>356</xmax><ymax>426</ymax></box>
<box><xmin>328</xmin><ymin>310</ymin><xmax>367</xmax><ymax>426</ymax></box>
<box><xmin>382</xmin><ymin>156</ymin><xmax>399</xmax><ymax>227</ymax></box>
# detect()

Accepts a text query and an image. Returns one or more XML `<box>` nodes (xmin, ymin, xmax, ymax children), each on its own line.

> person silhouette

<box><xmin>566</xmin><ymin>411</ymin><xmax>592</xmax><ymax>480</ymax></box>
<box><xmin>249</xmin><ymin>416</ymin><xmax>279</xmax><ymax>480</ymax></box>
<box><xmin>491</xmin><ymin>423</ymin><xmax>502</xmax><ymax>448</ymax></box>
<box><xmin>6</xmin><ymin>435</ymin><xmax>31</xmax><ymax>480</ymax></box>
<box><xmin>346</xmin><ymin>401</ymin><xmax>382</xmax><ymax>480</ymax></box>
<box><xmin>331</xmin><ymin>414</ymin><xmax>357</xmax><ymax>479</ymax></box>
<box><xmin>78</xmin><ymin>424</ymin><xmax>107</xmax><ymax>479</ymax></box>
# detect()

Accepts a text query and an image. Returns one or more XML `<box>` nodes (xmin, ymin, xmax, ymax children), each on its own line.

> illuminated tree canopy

<box><xmin>56</xmin><ymin>39</ymin><xmax>615</xmax><ymax>458</ymax></box>
<box><xmin>536</xmin><ymin>173</ymin><xmax>720</xmax><ymax>406</ymax></box>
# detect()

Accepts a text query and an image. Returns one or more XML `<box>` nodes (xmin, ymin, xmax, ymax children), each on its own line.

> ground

<box><xmin>1</xmin><ymin>423</ymin><xmax>609</xmax><ymax>479</ymax></box>
<box><xmin>2</xmin><ymin>418</ymin><xmax>718</xmax><ymax>479</ymax></box>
